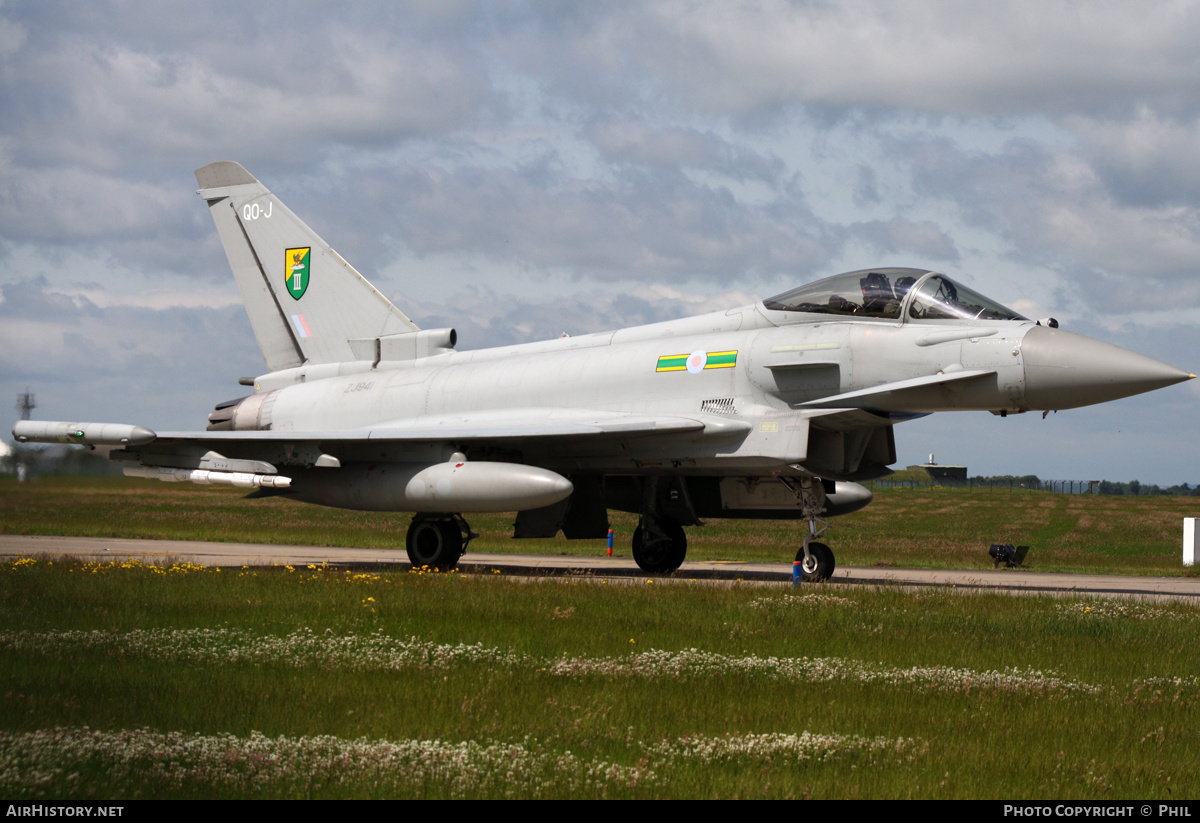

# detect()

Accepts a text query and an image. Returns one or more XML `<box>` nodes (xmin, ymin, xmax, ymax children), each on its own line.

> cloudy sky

<box><xmin>2</xmin><ymin>0</ymin><xmax>1198</xmax><ymax>484</ymax></box>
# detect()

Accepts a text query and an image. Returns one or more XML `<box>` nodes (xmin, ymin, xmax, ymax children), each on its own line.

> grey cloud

<box><xmin>853</xmin><ymin>165</ymin><xmax>880</xmax><ymax>207</ymax></box>
<box><xmin>1060</xmin><ymin>265</ymin><xmax>1200</xmax><ymax>317</ymax></box>
<box><xmin>1069</xmin><ymin>111</ymin><xmax>1200</xmax><ymax>208</ymax></box>
<box><xmin>614</xmin><ymin>2</ymin><xmax>1200</xmax><ymax>120</ymax></box>
<box><xmin>14</xmin><ymin>0</ymin><xmax>1200</xmax><ymax>298</ymax></box>
<box><xmin>0</xmin><ymin>165</ymin><xmax>192</xmax><ymax>243</ymax></box>
<box><xmin>0</xmin><ymin>10</ymin><xmax>26</xmax><ymax>58</ymax></box>
<box><xmin>321</xmin><ymin>161</ymin><xmax>839</xmax><ymax>284</ymax></box>
<box><xmin>587</xmin><ymin>120</ymin><xmax>786</xmax><ymax>183</ymax></box>
<box><xmin>3</xmin><ymin>3</ymin><xmax>490</xmax><ymax>172</ymax></box>
<box><xmin>0</xmin><ymin>276</ymin><xmax>104</xmax><ymax>322</ymax></box>
<box><xmin>0</xmin><ymin>0</ymin><xmax>492</xmax><ymax>280</ymax></box>
<box><xmin>0</xmin><ymin>276</ymin><xmax>260</xmax><ymax>428</ymax></box>
<box><xmin>901</xmin><ymin>135</ymin><xmax>1200</xmax><ymax>289</ymax></box>
<box><xmin>849</xmin><ymin>218</ymin><xmax>960</xmax><ymax>262</ymax></box>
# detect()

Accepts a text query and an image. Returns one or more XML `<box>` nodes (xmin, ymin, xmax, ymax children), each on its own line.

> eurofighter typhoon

<box><xmin>14</xmin><ymin>162</ymin><xmax>1195</xmax><ymax>578</ymax></box>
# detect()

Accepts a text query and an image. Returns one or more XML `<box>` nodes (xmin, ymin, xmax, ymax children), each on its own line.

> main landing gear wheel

<box><xmin>797</xmin><ymin>541</ymin><xmax>836</xmax><ymax>582</ymax></box>
<box><xmin>632</xmin><ymin>518</ymin><xmax>687</xmax><ymax>573</ymax></box>
<box><xmin>406</xmin><ymin>517</ymin><xmax>464</xmax><ymax>570</ymax></box>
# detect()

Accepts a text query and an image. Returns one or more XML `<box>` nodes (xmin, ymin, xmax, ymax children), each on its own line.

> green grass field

<box><xmin>3</xmin><ymin>477</ymin><xmax>1198</xmax><ymax>798</ymax></box>
<box><xmin>1</xmin><ymin>557</ymin><xmax>1198</xmax><ymax>799</ymax></box>
<box><xmin>3</xmin><ymin>477</ymin><xmax>1197</xmax><ymax>575</ymax></box>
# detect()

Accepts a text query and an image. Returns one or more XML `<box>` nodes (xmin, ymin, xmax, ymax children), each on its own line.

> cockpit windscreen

<box><xmin>762</xmin><ymin>268</ymin><xmax>929</xmax><ymax>319</ymax></box>
<box><xmin>906</xmin><ymin>275</ymin><xmax>1027</xmax><ymax>321</ymax></box>
<box><xmin>762</xmin><ymin>268</ymin><xmax>1027</xmax><ymax>323</ymax></box>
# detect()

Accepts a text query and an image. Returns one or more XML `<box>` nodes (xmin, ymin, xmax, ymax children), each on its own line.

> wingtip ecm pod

<box><xmin>12</xmin><ymin>420</ymin><xmax>156</xmax><ymax>446</ymax></box>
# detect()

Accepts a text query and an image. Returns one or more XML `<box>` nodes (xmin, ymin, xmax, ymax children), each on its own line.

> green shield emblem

<box><xmin>285</xmin><ymin>247</ymin><xmax>310</xmax><ymax>300</ymax></box>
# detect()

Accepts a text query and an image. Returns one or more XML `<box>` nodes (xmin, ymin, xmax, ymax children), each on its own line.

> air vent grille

<box><xmin>701</xmin><ymin>398</ymin><xmax>736</xmax><ymax>415</ymax></box>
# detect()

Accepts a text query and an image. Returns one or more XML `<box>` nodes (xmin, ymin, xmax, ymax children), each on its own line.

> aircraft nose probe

<box><xmin>1021</xmin><ymin>325</ymin><xmax>1195</xmax><ymax>410</ymax></box>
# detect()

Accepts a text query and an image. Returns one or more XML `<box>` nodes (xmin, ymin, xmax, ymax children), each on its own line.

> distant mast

<box><xmin>15</xmin><ymin>388</ymin><xmax>35</xmax><ymax>421</ymax></box>
<box><xmin>13</xmin><ymin>388</ymin><xmax>34</xmax><ymax>484</ymax></box>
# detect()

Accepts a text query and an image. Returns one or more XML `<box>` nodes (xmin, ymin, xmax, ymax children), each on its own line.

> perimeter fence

<box><xmin>869</xmin><ymin>478</ymin><xmax>1099</xmax><ymax>494</ymax></box>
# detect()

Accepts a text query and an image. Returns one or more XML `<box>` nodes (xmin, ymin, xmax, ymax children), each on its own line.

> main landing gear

<box><xmin>406</xmin><ymin>514</ymin><xmax>477</xmax><ymax>569</ymax></box>
<box><xmin>631</xmin><ymin>516</ymin><xmax>687</xmax><ymax>573</ymax></box>
<box><xmin>624</xmin><ymin>475</ymin><xmax>841</xmax><ymax>580</ymax></box>
<box><xmin>630</xmin><ymin>477</ymin><xmax>695</xmax><ymax>574</ymax></box>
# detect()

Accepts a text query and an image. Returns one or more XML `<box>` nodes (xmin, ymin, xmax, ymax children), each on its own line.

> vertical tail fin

<box><xmin>195</xmin><ymin>161</ymin><xmax>419</xmax><ymax>370</ymax></box>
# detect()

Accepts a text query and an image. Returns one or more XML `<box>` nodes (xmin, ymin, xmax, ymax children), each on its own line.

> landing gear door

<box><xmin>658</xmin><ymin>476</ymin><xmax>702</xmax><ymax>527</ymax></box>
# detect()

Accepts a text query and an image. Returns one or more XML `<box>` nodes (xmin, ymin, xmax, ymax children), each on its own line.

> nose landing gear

<box><xmin>797</xmin><ymin>540</ymin><xmax>836</xmax><ymax>581</ymax></box>
<box><xmin>780</xmin><ymin>476</ymin><xmax>837</xmax><ymax>582</ymax></box>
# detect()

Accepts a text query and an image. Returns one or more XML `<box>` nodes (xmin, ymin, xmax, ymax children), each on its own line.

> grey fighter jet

<box><xmin>13</xmin><ymin>162</ymin><xmax>1195</xmax><ymax>578</ymax></box>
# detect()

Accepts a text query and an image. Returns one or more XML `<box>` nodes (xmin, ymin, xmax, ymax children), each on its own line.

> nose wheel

<box><xmin>796</xmin><ymin>541</ymin><xmax>836</xmax><ymax>581</ymax></box>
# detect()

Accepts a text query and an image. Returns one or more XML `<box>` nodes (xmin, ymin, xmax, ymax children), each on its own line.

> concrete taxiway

<box><xmin>2</xmin><ymin>534</ymin><xmax>1198</xmax><ymax>601</ymax></box>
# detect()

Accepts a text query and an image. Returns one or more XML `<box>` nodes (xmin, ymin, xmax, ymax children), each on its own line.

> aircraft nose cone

<box><xmin>1022</xmin><ymin>325</ymin><xmax>1194</xmax><ymax>410</ymax></box>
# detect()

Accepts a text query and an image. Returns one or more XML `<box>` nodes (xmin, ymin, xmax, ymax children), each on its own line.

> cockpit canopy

<box><xmin>762</xmin><ymin>267</ymin><xmax>1028</xmax><ymax>323</ymax></box>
